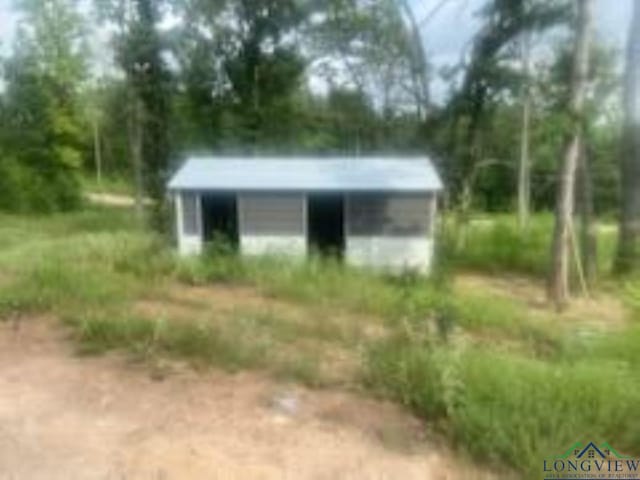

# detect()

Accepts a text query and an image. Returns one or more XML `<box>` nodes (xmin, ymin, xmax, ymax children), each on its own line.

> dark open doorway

<box><xmin>307</xmin><ymin>193</ymin><xmax>345</xmax><ymax>257</ymax></box>
<box><xmin>201</xmin><ymin>193</ymin><xmax>238</xmax><ymax>248</ymax></box>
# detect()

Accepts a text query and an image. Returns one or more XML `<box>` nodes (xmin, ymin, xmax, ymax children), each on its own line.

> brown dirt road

<box><xmin>0</xmin><ymin>319</ymin><xmax>501</xmax><ymax>480</ymax></box>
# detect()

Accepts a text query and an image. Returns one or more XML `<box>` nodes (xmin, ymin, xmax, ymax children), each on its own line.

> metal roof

<box><xmin>168</xmin><ymin>156</ymin><xmax>443</xmax><ymax>192</ymax></box>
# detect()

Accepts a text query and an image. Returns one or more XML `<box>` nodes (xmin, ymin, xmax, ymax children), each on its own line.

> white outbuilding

<box><xmin>168</xmin><ymin>156</ymin><xmax>443</xmax><ymax>273</ymax></box>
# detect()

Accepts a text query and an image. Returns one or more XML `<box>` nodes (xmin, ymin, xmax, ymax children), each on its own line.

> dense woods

<box><xmin>0</xmin><ymin>0</ymin><xmax>638</xmax><ymax>300</ymax></box>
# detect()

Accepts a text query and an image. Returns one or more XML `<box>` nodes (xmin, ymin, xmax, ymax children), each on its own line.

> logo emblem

<box><xmin>543</xmin><ymin>442</ymin><xmax>639</xmax><ymax>479</ymax></box>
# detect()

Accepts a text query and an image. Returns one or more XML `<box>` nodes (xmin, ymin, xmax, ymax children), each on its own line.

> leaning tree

<box><xmin>548</xmin><ymin>0</ymin><xmax>593</xmax><ymax>308</ymax></box>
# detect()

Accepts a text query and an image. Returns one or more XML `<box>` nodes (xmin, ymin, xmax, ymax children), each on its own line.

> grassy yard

<box><xmin>443</xmin><ymin>213</ymin><xmax>619</xmax><ymax>278</ymax></box>
<box><xmin>0</xmin><ymin>206</ymin><xmax>639</xmax><ymax>477</ymax></box>
<box><xmin>80</xmin><ymin>174</ymin><xmax>135</xmax><ymax>196</ymax></box>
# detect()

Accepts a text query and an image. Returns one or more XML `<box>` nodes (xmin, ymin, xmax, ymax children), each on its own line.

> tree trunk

<box><xmin>93</xmin><ymin>119</ymin><xmax>102</xmax><ymax>189</ymax></box>
<box><xmin>615</xmin><ymin>0</ymin><xmax>640</xmax><ymax>274</ymax></box>
<box><xmin>579</xmin><ymin>141</ymin><xmax>597</xmax><ymax>286</ymax></box>
<box><xmin>129</xmin><ymin>93</ymin><xmax>144</xmax><ymax>222</ymax></box>
<box><xmin>518</xmin><ymin>31</ymin><xmax>532</xmax><ymax>231</ymax></box>
<box><xmin>548</xmin><ymin>0</ymin><xmax>593</xmax><ymax>309</ymax></box>
<box><xmin>398</xmin><ymin>0</ymin><xmax>430</xmax><ymax>118</ymax></box>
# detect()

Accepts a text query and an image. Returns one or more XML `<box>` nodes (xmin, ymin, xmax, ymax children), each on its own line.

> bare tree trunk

<box><xmin>122</xmin><ymin>0</ymin><xmax>143</xmax><ymax>223</ymax></box>
<box><xmin>518</xmin><ymin>31</ymin><xmax>532</xmax><ymax>231</ymax></box>
<box><xmin>93</xmin><ymin>119</ymin><xmax>102</xmax><ymax>189</ymax></box>
<box><xmin>615</xmin><ymin>0</ymin><xmax>640</xmax><ymax>274</ymax></box>
<box><xmin>548</xmin><ymin>0</ymin><xmax>593</xmax><ymax>309</ymax></box>
<box><xmin>129</xmin><ymin>93</ymin><xmax>144</xmax><ymax>222</ymax></box>
<box><xmin>579</xmin><ymin>141</ymin><xmax>597</xmax><ymax>285</ymax></box>
<box><xmin>398</xmin><ymin>0</ymin><xmax>430</xmax><ymax>118</ymax></box>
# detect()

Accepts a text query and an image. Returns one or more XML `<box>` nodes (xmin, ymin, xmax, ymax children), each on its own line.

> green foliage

<box><xmin>446</xmin><ymin>214</ymin><xmax>554</xmax><ymax>276</ymax></box>
<box><xmin>0</xmin><ymin>208</ymin><xmax>150</xmax><ymax>317</ymax></box>
<box><xmin>70</xmin><ymin>312</ymin><xmax>269</xmax><ymax>370</ymax></box>
<box><xmin>115</xmin><ymin>0</ymin><xmax>172</xmax><ymax>229</ymax></box>
<box><xmin>625</xmin><ymin>279</ymin><xmax>640</xmax><ymax>314</ymax></box>
<box><xmin>83</xmin><ymin>81</ymin><xmax>131</xmax><ymax>178</ymax></box>
<box><xmin>365</xmin><ymin>333</ymin><xmax>640</xmax><ymax>475</ymax></box>
<box><xmin>428</xmin><ymin>0</ymin><xmax>571</xmax><ymax>204</ymax></box>
<box><xmin>445</xmin><ymin>214</ymin><xmax>618</xmax><ymax>277</ymax></box>
<box><xmin>0</xmin><ymin>156</ymin><xmax>30</xmax><ymax>212</ymax></box>
<box><xmin>174</xmin><ymin>250</ymin><xmax>446</xmax><ymax>322</ymax></box>
<box><xmin>167</xmin><ymin>0</ymin><xmax>426</xmax><ymax>156</ymax></box>
<box><xmin>80</xmin><ymin>173</ymin><xmax>134</xmax><ymax>196</ymax></box>
<box><xmin>0</xmin><ymin>0</ymin><xmax>87</xmax><ymax>213</ymax></box>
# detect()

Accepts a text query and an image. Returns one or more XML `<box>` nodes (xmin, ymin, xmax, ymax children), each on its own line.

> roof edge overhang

<box><xmin>168</xmin><ymin>186</ymin><xmax>443</xmax><ymax>193</ymax></box>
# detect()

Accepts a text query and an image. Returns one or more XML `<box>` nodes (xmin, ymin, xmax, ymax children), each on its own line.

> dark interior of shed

<box><xmin>307</xmin><ymin>193</ymin><xmax>345</xmax><ymax>258</ymax></box>
<box><xmin>201</xmin><ymin>193</ymin><xmax>239</xmax><ymax>248</ymax></box>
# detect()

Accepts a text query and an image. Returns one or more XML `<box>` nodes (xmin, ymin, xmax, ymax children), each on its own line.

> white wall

<box><xmin>346</xmin><ymin>236</ymin><xmax>434</xmax><ymax>273</ymax></box>
<box><xmin>175</xmin><ymin>192</ymin><xmax>203</xmax><ymax>255</ymax></box>
<box><xmin>344</xmin><ymin>192</ymin><xmax>437</xmax><ymax>274</ymax></box>
<box><xmin>240</xmin><ymin>235</ymin><xmax>307</xmax><ymax>257</ymax></box>
<box><xmin>174</xmin><ymin>190</ymin><xmax>438</xmax><ymax>273</ymax></box>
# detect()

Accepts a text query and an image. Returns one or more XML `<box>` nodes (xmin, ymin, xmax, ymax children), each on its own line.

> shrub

<box><xmin>0</xmin><ymin>156</ymin><xmax>83</xmax><ymax>214</ymax></box>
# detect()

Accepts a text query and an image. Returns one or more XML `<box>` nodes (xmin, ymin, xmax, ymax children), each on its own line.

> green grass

<box><xmin>0</xmin><ymin>207</ymin><xmax>638</xmax><ymax>477</ymax></box>
<box><xmin>80</xmin><ymin>174</ymin><xmax>134</xmax><ymax>196</ymax></box>
<box><xmin>0</xmin><ymin>208</ymin><xmax>163</xmax><ymax>322</ymax></box>
<box><xmin>365</xmin><ymin>329</ymin><xmax>640</xmax><ymax>476</ymax></box>
<box><xmin>67</xmin><ymin>311</ymin><xmax>270</xmax><ymax>370</ymax></box>
<box><xmin>624</xmin><ymin>278</ymin><xmax>640</xmax><ymax>314</ymax></box>
<box><xmin>175</xmin><ymin>250</ymin><xmax>448</xmax><ymax>323</ymax></box>
<box><xmin>445</xmin><ymin>213</ymin><xmax>618</xmax><ymax>278</ymax></box>
<box><xmin>0</xmin><ymin>205</ymin><xmax>139</xmax><ymax>250</ymax></box>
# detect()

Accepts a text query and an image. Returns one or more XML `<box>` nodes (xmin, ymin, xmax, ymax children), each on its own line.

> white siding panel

<box><xmin>240</xmin><ymin>193</ymin><xmax>304</xmax><ymax>235</ymax></box>
<box><xmin>346</xmin><ymin>236</ymin><xmax>433</xmax><ymax>273</ymax></box>
<box><xmin>241</xmin><ymin>235</ymin><xmax>306</xmax><ymax>257</ymax></box>
<box><xmin>239</xmin><ymin>193</ymin><xmax>306</xmax><ymax>258</ymax></box>
<box><xmin>176</xmin><ymin>192</ymin><xmax>203</xmax><ymax>255</ymax></box>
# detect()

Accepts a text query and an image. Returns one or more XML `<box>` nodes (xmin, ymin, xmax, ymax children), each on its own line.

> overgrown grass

<box><xmin>365</xmin><ymin>328</ymin><xmax>640</xmax><ymax>476</ymax></box>
<box><xmin>66</xmin><ymin>312</ymin><xmax>270</xmax><ymax>370</ymax></box>
<box><xmin>0</xmin><ymin>205</ymin><xmax>140</xmax><ymax>250</ymax></box>
<box><xmin>445</xmin><ymin>213</ymin><xmax>618</xmax><ymax>278</ymax></box>
<box><xmin>0</xmin><ymin>207</ymin><xmax>637</xmax><ymax>477</ymax></box>
<box><xmin>80</xmin><ymin>174</ymin><xmax>134</xmax><ymax>196</ymax></box>
<box><xmin>175</xmin><ymin>248</ymin><xmax>449</xmax><ymax>323</ymax></box>
<box><xmin>0</xmin><ymin>207</ymin><xmax>176</xmax><ymax>333</ymax></box>
<box><xmin>624</xmin><ymin>278</ymin><xmax>640</xmax><ymax>314</ymax></box>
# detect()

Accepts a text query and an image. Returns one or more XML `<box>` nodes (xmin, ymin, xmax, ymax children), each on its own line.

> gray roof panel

<box><xmin>168</xmin><ymin>156</ymin><xmax>443</xmax><ymax>192</ymax></box>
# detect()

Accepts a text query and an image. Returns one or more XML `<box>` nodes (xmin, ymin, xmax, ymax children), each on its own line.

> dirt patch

<box><xmin>0</xmin><ymin>318</ymin><xmax>502</xmax><ymax>480</ymax></box>
<box><xmin>456</xmin><ymin>273</ymin><xmax>549</xmax><ymax>310</ymax></box>
<box><xmin>86</xmin><ymin>192</ymin><xmax>151</xmax><ymax>207</ymax></box>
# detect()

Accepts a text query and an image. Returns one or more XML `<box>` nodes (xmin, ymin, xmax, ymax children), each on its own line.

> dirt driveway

<box><xmin>0</xmin><ymin>319</ymin><xmax>499</xmax><ymax>480</ymax></box>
